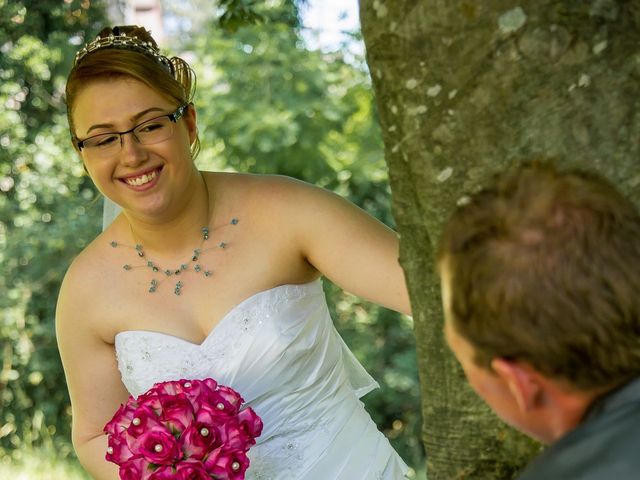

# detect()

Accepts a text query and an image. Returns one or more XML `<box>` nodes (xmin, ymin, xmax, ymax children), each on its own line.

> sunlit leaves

<box><xmin>218</xmin><ymin>0</ymin><xmax>265</xmax><ymax>32</ymax></box>
<box><xmin>191</xmin><ymin>17</ymin><xmax>386</xmax><ymax>196</ymax></box>
<box><xmin>0</xmin><ymin>0</ymin><xmax>106</xmax><ymax>462</ymax></box>
<box><xmin>10</xmin><ymin>36</ymin><xmax>52</xmax><ymax>81</ymax></box>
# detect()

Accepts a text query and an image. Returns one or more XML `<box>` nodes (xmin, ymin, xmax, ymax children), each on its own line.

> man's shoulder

<box><xmin>518</xmin><ymin>378</ymin><xmax>640</xmax><ymax>480</ymax></box>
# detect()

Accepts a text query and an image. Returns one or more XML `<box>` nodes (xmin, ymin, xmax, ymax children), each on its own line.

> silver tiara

<box><xmin>74</xmin><ymin>31</ymin><xmax>172</xmax><ymax>71</ymax></box>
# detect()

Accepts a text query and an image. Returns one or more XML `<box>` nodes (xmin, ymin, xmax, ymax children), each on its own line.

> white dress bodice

<box><xmin>115</xmin><ymin>280</ymin><xmax>409</xmax><ymax>479</ymax></box>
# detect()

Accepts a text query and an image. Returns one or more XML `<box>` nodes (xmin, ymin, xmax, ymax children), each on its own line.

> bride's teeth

<box><xmin>127</xmin><ymin>170</ymin><xmax>157</xmax><ymax>186</ymax></box>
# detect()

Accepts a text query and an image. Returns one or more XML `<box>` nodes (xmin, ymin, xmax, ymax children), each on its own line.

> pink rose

<box><xmin>204</xmin><ymin>447</ymin><xmax>249</xmax><ymax>480</ymax></box>
<box><xmin>148</xmin><ymin>379</ymin><xmax>185</xmax><ymax>397</ymax></box>
<box><xmin>195</xmin><ymin>386</ymin><xmax>243</xmax><ymax>416</ymax></box>
<box><xmin>213</xmin><ymin>386</ymin><xmax>243</xmax><ymax>413</ymax></box>
<box><xmin>137</xmin><ymin>391</ymin><xmax>162</xmax><ymax>414</ymax></box>
<box><xmin>201</xmin><ymin>377</ymin><xmax>218</xmax><ymax>392</ymax></box>
<box><xmin>104</xmin><ymin>402</ymin><xmax>136</xmax><ymax>436</ymax></box>
<box><xmin>195</xmin><ymin>402</ymin><xmax>228</xmax><ymax>426</ymax></box>
<box><xmin>175</xmin><ymin>460</ymin><xmax>211</xmax><ymax>480</ymax></box>
<box><xmin>159</xmin><ymin>392</ymin><xmax>195</xmax><ymax>434</ymax></box>
<box><xmin>129</xmin><ymin>429</ymin><xmax>182</xmax><ymax>465</ymax></box>
<box><xmin>180</xmin><ymin>422</ymin><xmax>221</xmax><ymax>460</ymax></box>
<box><xmin>147</xmin><ymin>465</ymin><xmax>176</xmax><ymax>479</ymax></box>
<box><xmin>181</xmin><ymin>378</ymin><xmax>218</xmax><ymax>401</ymax></box>
<box><xmin>127</xmin><ymin>405</ymin><xmax>166</xmax><ymax>438</ymax></box>
<box><xmin>118</xmin><ymin>457</ymin><xmax>152</xmax><ymax>480</ymax></box>
<box><xmin>216</xmin><ymin>419</ymin><xmax>251</xmax><ymax>450</ymax></box>
<box><xmin>237</xmin><ymin>407</ymin><xmax>263</xmax><ymax>440</ymax></box>
<box><xmin>106</xmin><ymin>433</ymin><xmax>134</xmax><ymax>464</ymax></box>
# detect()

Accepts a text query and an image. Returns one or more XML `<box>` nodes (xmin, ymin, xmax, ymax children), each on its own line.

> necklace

<box><xmin>109</xmin><ymin>182</ymin><xmax>239</xmax><ymax>296</ymax></box>
<box><xmin>109</xmin><ymin>218</ymin><xmax>238</xmax><ymax>296</ymax></box>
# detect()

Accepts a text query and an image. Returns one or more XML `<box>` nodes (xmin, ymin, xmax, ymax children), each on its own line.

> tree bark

<box><xmin>360</xmin><ymin>1</ymin><xmax>640</xmax><ymax>478</ymax></box>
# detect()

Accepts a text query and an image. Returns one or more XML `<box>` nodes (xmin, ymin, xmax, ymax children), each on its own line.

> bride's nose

<box><xmin>119</xmin><ymin>132</ymin><xmax>148</xmax><ymax>166</ymax></box>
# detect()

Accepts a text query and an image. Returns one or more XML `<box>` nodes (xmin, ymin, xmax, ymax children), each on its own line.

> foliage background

<box><xmin>0</xmin><ymin>0</ymin><xmax>423</xmax><ymax>474</ymax></box>
<box><xmin>1</xmin><ymin>0</ymin><xmax>108</xmax><ymax>468</ymax></box>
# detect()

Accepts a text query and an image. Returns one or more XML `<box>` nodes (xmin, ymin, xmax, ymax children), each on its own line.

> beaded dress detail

<box><xmin>115</xmin><ymin>280</ymin><xmax>409</xmax><ymax>479</ymax></box>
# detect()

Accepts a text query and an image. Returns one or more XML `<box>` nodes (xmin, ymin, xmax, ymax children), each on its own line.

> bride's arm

<box><xmin>263</xmin><ymin>175</ymin><xmax>411</xmax><ymax>316</ymax></box>
<box><xmin>56</xmin><ymin>258</ymin><xmax>127</xmax><ymax>480</ymax></box>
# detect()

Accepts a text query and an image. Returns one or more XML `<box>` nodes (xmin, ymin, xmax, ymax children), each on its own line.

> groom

<box><xmin>436</xmin><ymin>161</ymin><xmax>640</xmax><ymax>478</ymax></box>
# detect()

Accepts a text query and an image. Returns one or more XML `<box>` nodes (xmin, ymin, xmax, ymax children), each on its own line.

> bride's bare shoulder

<box><xmin>56</xmin><ymin>223</ymin><xmax>125</xmax><ymax>332</ymax></box>
<box><xmin>206</xmin><ymin>171</ymin><xmax>318</xmax><ymax>205</ymax></box>
<box><xmin>206</xmin><ymin>170</ymin><xmax>306</xmax><ymax>188</ymax></box>
<box><xmin>62</xmin><ymin>225</ymin><xmax>121</xmax><ymax>281</ymax></box>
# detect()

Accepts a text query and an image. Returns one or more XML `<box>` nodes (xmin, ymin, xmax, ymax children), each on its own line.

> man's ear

<box><xmin>491</xmin><ymin>358</ymin><xmax>543</xmax><ymax>412</ymax></box>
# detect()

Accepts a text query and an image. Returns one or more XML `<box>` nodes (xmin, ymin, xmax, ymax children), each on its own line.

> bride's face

<box><xmin>72</xmin><ymin>77</ymin><xmax>197</xmax><ymax>220</ymax></box>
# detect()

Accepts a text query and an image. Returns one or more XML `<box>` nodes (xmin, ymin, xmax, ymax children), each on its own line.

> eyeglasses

<box><xmin>76</xmin><ymin>103</ymin><xmax>189</xmax><ymax>159</ymax></box>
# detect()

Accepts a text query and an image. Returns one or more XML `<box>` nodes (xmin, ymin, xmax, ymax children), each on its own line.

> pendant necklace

<box><xmin>109</xmin><ymin>182</ymin><xmax>238</xmax><ymax>296</ymax></box>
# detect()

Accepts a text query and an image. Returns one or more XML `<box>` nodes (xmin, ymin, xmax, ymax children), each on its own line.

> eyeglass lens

<box><xmin>81</xmin><ymin>114</ymin><xmax>180</xmax><ymax>159</ymax></box>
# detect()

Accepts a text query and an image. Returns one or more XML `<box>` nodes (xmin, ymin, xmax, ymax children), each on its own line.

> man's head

<box><xmin>437</xmin><ymin>161</ymin><xmax>640</xmax><ymax>442</ymax></box>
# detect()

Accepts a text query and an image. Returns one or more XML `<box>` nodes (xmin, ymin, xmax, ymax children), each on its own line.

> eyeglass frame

<box><xmin>75</xmin><ymin>103</ymin><xmax>190</xmax><ymax>152</ymax></box>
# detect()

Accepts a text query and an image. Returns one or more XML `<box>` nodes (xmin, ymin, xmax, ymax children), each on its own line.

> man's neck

<box><xmin>544</xmin><ymin>382</ymin><xmax>611</xmax><ymax>443</ymax></box>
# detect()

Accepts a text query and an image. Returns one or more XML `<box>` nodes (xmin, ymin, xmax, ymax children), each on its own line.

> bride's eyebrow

<box><xmin>85</xmin><ymin>107</ymin><xmax>166</xmax><ymax>135</ymax></box>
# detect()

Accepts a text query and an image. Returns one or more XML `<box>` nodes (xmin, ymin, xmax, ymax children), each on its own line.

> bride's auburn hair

<box><xmin>65</xmin><ymin>25</ymin><xmax>200</xmax><ymax>158</ymax></box>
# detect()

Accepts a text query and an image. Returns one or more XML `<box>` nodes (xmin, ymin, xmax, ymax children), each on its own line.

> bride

<box><xmin>56</xmin><ymin>25</ymin><xmax>411</xmax><ymax>479</ymax></box>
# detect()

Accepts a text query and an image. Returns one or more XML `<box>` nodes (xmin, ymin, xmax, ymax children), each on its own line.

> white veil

<box><xmin>102</xmin><ymin>197</ymin><xmax>122</xmax><ymax>231</ymax></box>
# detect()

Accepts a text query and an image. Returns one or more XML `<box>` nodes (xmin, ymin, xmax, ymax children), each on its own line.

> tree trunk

<box><xmin>360</xmin><ymin>1</ymin><xmax>640</xmax><ymax>478</ymax></box>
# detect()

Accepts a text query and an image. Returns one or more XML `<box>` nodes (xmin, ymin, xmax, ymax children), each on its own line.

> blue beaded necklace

<box><xmin>109</xmin><ymin>181</ymin><xmax>238</xmax><ymax>296</ymax></box>
<box><xmin>109</xmin><ymin>218</ymin><xmax>238</xmax><ymax>296</ymax></box>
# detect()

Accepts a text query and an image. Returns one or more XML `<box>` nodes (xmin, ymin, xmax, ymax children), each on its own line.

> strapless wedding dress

<box><xmin>115</xmin><ymin>280</ymin><xmax>409</xmax><ymax>479</ymax></box>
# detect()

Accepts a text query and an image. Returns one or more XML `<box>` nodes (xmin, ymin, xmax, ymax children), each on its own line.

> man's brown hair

<box><xmin>438</xmin><ymin>161</ymin><xmax>640</xmax><ymax>391</ymax></box>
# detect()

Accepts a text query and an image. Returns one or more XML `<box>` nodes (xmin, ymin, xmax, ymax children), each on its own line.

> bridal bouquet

<box><xmin>104</xmin><ymin>378</ymin><xmax>263</xmax><ymax>480</ymax></box>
